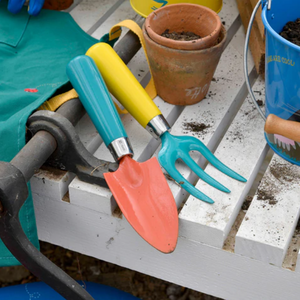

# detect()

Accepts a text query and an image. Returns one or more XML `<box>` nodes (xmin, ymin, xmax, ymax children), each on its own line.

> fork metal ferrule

<box><xmin>107</xmin><ymin>137</ymin><xmax>134</xmax><ymax>161</ymax></box>
<box><xmin>146</xmin><ymin>115</ymin><xmax>171</xmax><ymax>139</ymax></box>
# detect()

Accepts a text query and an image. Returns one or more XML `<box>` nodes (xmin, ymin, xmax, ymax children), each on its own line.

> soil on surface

<box><xmin>256</xmin><ymin>100</ymin><xmax>263</xmax><ymax>107</ymax></box>
<box><xmin>256</xmin><ymin>159</ymin><xmax>298</xmax><ymax>207</ymax></box>
<box><xmin>280</xmin><ymin>18</ymin><xmax>300</xmax><ymax>46</ymax></box>
<box><xmin>183</xmin><ymin>121</ymin><xmax>210</xmax><ymax>133</ymax></box>
<box><xmin>242</xmin><ymin>196</ymin><xmax>253</xmax><ymax>211</ymax></box>
<box><xmin>0</xmin><ymin>241</ymin><xmax>222</xmax><ymax>300</ymax></box>
<box><xmin>257</xmin><ymin>189</ymin><xmax>277</xmax><ymax>205</ymax></box>
<box><xmin>161</xmin><ymin>29</ymin><xmax>201</xmax><ymax>41</ymax></box>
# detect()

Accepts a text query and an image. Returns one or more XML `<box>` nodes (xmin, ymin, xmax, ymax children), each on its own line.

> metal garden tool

<box><xmin>66</xmin><ymin>55</ymin><xmax>178</xmax><ymax>253</ymax></box>
<box><xmin>86</xmin><ymin>43</ymin><xmax>247</xmax><ymax>204</ymax></box>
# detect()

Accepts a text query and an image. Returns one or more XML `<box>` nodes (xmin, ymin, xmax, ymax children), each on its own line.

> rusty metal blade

<box><xmin>104</xmin><ymin>156</ymin><xmax>178</xmax><ymax>253</ymax></box>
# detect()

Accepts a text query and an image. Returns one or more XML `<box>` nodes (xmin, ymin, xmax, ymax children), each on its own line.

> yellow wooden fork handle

<box><xmin>265</xmin><ymin>114</ymin><xmax>300</xmax><ymax>142</ymax></box>
<box><xmin>86</xmin><ymin>43</ymin><xmax>161</xmax><ymax>129</ymax></box>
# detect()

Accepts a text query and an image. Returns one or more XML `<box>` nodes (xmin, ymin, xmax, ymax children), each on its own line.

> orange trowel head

<box><xmin>104</xmin><ymin>156</ymin><xmax>178</xmax><ymax>253</ymax></box>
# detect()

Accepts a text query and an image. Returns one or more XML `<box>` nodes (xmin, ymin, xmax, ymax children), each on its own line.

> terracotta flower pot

<box><xmin>43</xmin><ymin>0</ymin><xmax>73</xmax><ymax>10</ymax></box>
<box><xmin>143</xmin><ymin>17</ymin><xmax>227</xmax><ymax>105</ymax></box>
<box><xmin>145</xmin><ymin>3</ymin><xmax>222</xmax><ymax>51</ymax></box>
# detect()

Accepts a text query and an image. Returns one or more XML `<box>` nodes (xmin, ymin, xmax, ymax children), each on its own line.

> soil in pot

<box><xmin>145</xmin><ymin>3</ymin><xmax>222</xmax><ymax>51</ymax></box>
<box><xmin>280</xmin><ymin>18</ymin><xmax>300</xmax><ymax>46</ymax></box>
<box><xmin>161</xmin><ymin>29</ymin><xmax>201</xmax><ymax>41</ymax></box>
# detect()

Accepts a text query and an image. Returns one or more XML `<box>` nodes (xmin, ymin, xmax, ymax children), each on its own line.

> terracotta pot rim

<box><xmin>143</xmin><ymin>24</ymin><xmax>227</xmax><ymax>54</ymax></box>
<box><xmin>145</xmin><ymin>3</ymin><xmax>222</xmax><ymax>51</ymax></box>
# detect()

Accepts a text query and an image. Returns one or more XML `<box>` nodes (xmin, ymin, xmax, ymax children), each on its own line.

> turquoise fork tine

<box><xmin>160</xmin><ymin>132</ymin><xmax>232</xmax><ymax>191</ymax></box>
<box><xmin>160</xmin><ymin>160</ymin><xmax>215</xmax><ymax>204</ymax></box>
<box><xmin>181</xmin><ymin>135</ymin><xmax>247</xmax><ymax>182</ymax></box>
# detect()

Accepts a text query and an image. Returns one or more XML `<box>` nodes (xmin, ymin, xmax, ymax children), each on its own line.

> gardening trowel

<box><xmin>66</xmin><ymin>55</ymin><xmax>178</xmax><ymax>253</ymax></box>
<box><xmin>86</xmin><ymin>43</ymin><xmax>247</xmax><ymax>204</ymax></box>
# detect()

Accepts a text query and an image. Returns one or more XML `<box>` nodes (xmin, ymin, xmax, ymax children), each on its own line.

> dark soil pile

<box><xmin>183</xmin><ymin>121</ymin><xmax>211</xmax><ymax>133</ymax></box>
<box><xmin>280</xmin><ymin>18</ymin><xmax>300</xmax><ymax>46</ymax></box>
<box><xmin>257</xmin><ymin>189</ymin><xmax>277</xmax><ymax>205</ymax></box>
<box><xmin>161</xmin><ymin>29</ymin><xmax>201</xmax><ymax>41</ymax></box>
<box><xmin>0</xmin><ymin>241</ymin><xmax>222</xmax><ymax>300</ymax></box>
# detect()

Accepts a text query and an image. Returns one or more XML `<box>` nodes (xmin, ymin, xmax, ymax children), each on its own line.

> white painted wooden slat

<box><xmin>69</xmin><ymin>181</ymin><xmax>117</xmax><ymax>215</ymax></box>
<box><xmin>31</xmin><ymin>167</ymin><xmax>74</xmax><ymax>201</ymax></box>
<box><xmin>235</xmin><ymin>155</ymin><xmax>300</xmax><ymax>267</ymax></box>
<box><xmin>69</xmin><ymin>0</ymin><xmax>121</xmax><ymax>32</ymax></box>
<box><xmin>91</xmin><ymin>0</ymin><xmax>136</xmax><ymax>40</ymax></box>
<box><xmin>33</xmin><ymin>192</ymin><xmax>300</xmax><ymax>300</ymax></box>
<box><xmin>64</xmin><ymin>0</ymin><xmax>82</xmax><ymax>13</ymax></box>
<box><xmin>219</xmin><ymin>0</ymin><xmax>240</xmax><ymax>31</ymax></box>
<box><xmin>179</xmin><ymin>78</ymin><xmax>267</xmax><ymax>248</ymax></box>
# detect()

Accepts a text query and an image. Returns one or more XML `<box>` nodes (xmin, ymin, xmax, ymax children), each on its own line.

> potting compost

<box><xmin>161</xmin><ymin>29</ymin><xmax>201</xmax><ymax>41</ymax></box>
<box><xmin>0</xmin><ymin>1</ymin><xmax>98</xmax><ymax>266</ymax></box>
<box><xmin>280</xmin><ymin>18</ymin><xmax>300</xmax><ymax>46</ymax></box>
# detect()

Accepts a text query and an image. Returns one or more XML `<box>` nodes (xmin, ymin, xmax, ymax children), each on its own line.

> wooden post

<box><xmin>236</xmin><ymin>0</ymin><xmax>265</xmax><ymax>76</ymax></box>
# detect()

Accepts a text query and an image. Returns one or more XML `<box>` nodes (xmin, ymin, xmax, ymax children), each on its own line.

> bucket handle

<box><xmin>243</xmin><ymin>0</ymin><xmax>271</xmax><ymax>121</ymax></box>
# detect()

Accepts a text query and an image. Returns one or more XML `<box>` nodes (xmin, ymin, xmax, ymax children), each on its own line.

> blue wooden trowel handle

<box><xmin>66</xmin><ymin>55</ymin><xmax>127</xmax><ymax>147</ymax></box>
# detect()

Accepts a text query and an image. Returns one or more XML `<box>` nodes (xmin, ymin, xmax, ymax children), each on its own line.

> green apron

<box><xmin>0</xmin><ymin>2</ymin><xmax>98</xmax><ymax>266</ymax></box>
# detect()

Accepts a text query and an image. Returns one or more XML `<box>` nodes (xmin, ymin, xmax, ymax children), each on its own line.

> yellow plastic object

<box><xmin>130</xmin><ymin>0</ymin><xmax>223</xmax><ymax>17</ymax></box>
<box><xmin>38</xmin><ymin>88</ymin><xmax>126</xmax><ymax>114</ymax></box>
<box><xmin>86</xmin><ymin>43</ymin><xmax>161</xmax><ymax>128</ymax></box>
<box><xmin>38</xmin><ymin>89</ymin><xmax>79</xmax><ymax>111</ymax></box>
<box><xmin>106</xmin><ymin>19</ymin><xmax>157</xmax><ymax>99</ymax></box>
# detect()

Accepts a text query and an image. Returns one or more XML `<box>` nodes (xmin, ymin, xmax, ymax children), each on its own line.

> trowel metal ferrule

<box><xmin>107</xmin><ymin>137</ymin><xmax>134</xmax><ymax>161</ymax></box>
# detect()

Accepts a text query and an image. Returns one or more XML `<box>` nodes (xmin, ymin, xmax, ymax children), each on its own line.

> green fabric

<box><xmin>0</xmin><ymin>2</ymin><xmax>98</xmax><ymax>266</ymax></box>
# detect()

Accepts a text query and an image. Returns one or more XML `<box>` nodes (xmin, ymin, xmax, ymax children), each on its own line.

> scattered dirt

<box><xmin>254</xmin><ymin>90</ymin><xmax>262</xmax><ymax>95</ymax></box>
<box><xmin>161</xmin><ymin>29</ymin><xmax>201</xmax><ymax>41</ymax></box>
<box><xmin>296</xmin><ymin>218</ymin><xmax>300</xmax><ymax>232</ymax></box>
<box><xmin>0</xmin><ymin>241</ymin><xmax>222</xmax><ymax>300</ymax></box>
<box><xmin>232</xmin><ymin>130</ymin><xmax>243</xmax><ymax>142</ymax></box>
<box><xmin>256</xmin><ymin>100</ymin><xmax>263</xmax><ymax>107</ymax></box>
<box><xmin>256</xmin><ymin>159</ymin><xmax>298</xmax><ymax>206</ymax></box>
<box><xmin>257</xmin><ymin>189</ymin><xmax>277</xmax><ymax>205</ymax></box>
<box><xmin>163</xmin><ymin>173</ymin><xmax>181</xmax><ymax>188</ymax></box>
<box><xmin>280</xmin><ymin>18</ymin><xmax>300</xmax><ymax>46</ymax></box>
<box><xmin>269</xmin><ymin>162</ymin><xmax>297</xmax><ymax>183</ymax></box>
<box><xmin>182</xmin><ymin>121</ymin><xmax>211</xmax><ymax>133</ymax></box>
<box><xmin>242</xmin><ymin>196</ymin><xmax>253</xmax><ymax>211</ymax></box>
<box><xmin>34</xmin><ymin>165</ymin><xmax>67</xmax><ymax>181</ymax></box>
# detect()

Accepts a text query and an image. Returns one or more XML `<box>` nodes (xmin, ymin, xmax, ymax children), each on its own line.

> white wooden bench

<box><xmin>30</xmin><ymin>0</ymin><xmax>300</xmax><ymax>299</ymax></box>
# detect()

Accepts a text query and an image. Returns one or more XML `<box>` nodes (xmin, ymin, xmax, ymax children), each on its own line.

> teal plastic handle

<box><xmin>66</xmin><ymin>55</ymin><xmax>127</xmax><ymax>147</ymax></box>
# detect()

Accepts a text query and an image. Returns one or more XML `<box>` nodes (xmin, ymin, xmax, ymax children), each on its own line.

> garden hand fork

<box><xmin>87</xmin><ymin>43</ymin><xmax>247</xmax><ymax>204</ymax></box>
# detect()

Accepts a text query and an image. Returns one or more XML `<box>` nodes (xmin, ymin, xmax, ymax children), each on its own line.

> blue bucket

<box><xmin>245</xmin><ymin>0</ymin><xmax>300</xmax><ymax>165</ymax></box>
